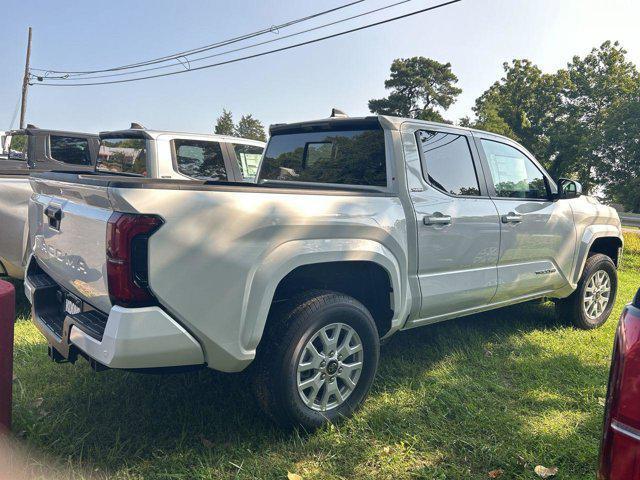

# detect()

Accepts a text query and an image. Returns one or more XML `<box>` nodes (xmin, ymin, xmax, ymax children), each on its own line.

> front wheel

<box><xmin>556</xmin><ymin>253</ymin><xmax>618</xmax><ymax>329</ymax></box>
<box><xmin>252</xmin><ymin>291</ymin><xmax>380</xmax><ymax>429</ymax></box>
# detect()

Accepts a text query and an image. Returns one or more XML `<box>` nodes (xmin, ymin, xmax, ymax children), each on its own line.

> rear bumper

<box><xmin>25</xmin><ymin>257</ymin><xmax>205</xmax><ymax>370</ymax></box>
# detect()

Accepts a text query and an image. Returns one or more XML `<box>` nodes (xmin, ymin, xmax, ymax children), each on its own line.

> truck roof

<box><xmin>100</xmin><ymin>128</ymin><xmax>265</xmax><ymax>147</ymax></box>
<box><xmin>269</xmin><ymin>114</ymin><xmax>515</xmax><ymax>144</ymax></box>
<box><xmin>8</xmin><ymin>126</ymin><xmax>98</xmax><ymax>139</ymax></box>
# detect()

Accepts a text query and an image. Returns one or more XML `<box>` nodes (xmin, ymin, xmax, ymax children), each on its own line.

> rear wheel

<box><xmin>252</xmin><ymin>291</ymin><xmax>380</xmax><ymax>429</ymax></box>
<box><xmin>556</xmin><ymin>253</ymin><xmax>617</xmax><ymax>329</ymax></box>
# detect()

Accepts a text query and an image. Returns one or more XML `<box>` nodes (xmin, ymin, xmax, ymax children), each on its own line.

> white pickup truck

<box><xmin>0</xmin><ymin>125</ymin><xmax>264</xmax><ymax>279</ymax></box>
<box><xmin>25</xmin><ymin>114</ymin><xmax>623</xmax><ymax>428</ymax></box>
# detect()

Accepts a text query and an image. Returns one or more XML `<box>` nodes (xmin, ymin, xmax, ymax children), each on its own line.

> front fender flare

<box><xmin>571</xmin><ymin>225</ymin><xmax>623</xmax><ymax>286</ymax></box>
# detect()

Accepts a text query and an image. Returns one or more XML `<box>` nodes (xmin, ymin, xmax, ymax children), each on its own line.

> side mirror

<box><xmin>558</xmin><ymin>178</ymin><xmax>582</xmax><ymax>199</ymax></box>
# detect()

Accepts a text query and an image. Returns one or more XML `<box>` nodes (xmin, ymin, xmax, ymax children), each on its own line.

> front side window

<box><xmin>97</xmin><ymin>137</ymin><xmax>147</xmax><ymax>175</ymax></box>
<box><xmin>50</xmin><ymin>136</ymin><xmax>91</xmax><ymax>165</ymax></box>
<box><xmin>174</xmin><ymin>140</ymin><xmax>227</xmax><ymax>181</ymax></box>
<box><xmin>6</xmin><ymin>133</ymin><xmax>28</xmax><ymax>161</ymax></box>
<box><xmin>418</xmin><ymin>130</ymin><xmax>480</xmax><ymax>196</ymax></box>
<box><xmin>232</xmin><ymin>143</ymin><xmax>263</xmax><ymax>181</ymax></box>
<box><xmin>259</xmin><ymin>127</ymin><xmax>386</xmax><ymax>187</ymax></box>
<box><xmin>481</xmin><ymin>139</ymin><xmax>548</xmax><ymax>199</ymax></box>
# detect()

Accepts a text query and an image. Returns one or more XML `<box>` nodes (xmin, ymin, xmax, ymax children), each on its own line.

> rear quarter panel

<box><xmin>0</xmin><ymin>175</ymin><xmax>31</xmax><ymax>278</ymax></box>
<box><xmin>112</xmin><ymin>186</ymin><xmax>410</xmax><ymax>371</ymax></box>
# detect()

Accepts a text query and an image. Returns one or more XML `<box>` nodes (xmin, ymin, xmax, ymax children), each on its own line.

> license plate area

<box><xmin>63</xmin><ymin>292</ymin><xmax>83</xmax><ymax>316</ymax></box>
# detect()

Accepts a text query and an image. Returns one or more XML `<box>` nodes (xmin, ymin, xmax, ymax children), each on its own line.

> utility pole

<box><xmin>19</xmin><ymin>27</ymin><xmax>32</xmax><ymax>130</ymax></box>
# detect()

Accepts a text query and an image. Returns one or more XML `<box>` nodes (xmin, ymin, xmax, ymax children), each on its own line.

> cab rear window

<box><xmin>50</xmin><ymin>135</ymin><xmax>92</xmax><ymax>165</ymax></box>
<box><xmin>97</xmin><ymin>137</ymin><xmax>147</xmax><ymax>175</ymax></box>
<box><xmin>258</xmin><ymin>126</ymin><xmax>387</xmax><ymax>187</ymax></box>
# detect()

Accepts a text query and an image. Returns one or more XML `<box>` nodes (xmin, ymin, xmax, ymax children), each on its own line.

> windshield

<box><xmin>258</xmin><ymin>126</ymin><xmax>386</xmax><ymax>187</ymax></box>
<box><xmin>97</xmin><ymin>137</ymin><xmax>147</xmax><ymax>176</ymax></box>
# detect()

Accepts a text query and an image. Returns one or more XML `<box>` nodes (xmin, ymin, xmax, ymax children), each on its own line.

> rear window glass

<box><xmin>232</xmin><ymin>143</ymin><xmax>264</xmax><ymax>181</ymax></box>
<box><xmin>259</xmin><ymin>127</ymin><xmax>387</xmax><ymax>187</ymax></box>
<box><xmin>97</xmin><ymin>137</ymin><xmax>147</xmax><ymax>175</ymax></box>
<box><xmin>174</xmin><ymin>140</ymin><xmax>227</xmax><ymax>181</ymax></box>
<box><xmin>50</xmin><ymin>135</ymin><xmax>92</xmax><ymax>165</ymax></box>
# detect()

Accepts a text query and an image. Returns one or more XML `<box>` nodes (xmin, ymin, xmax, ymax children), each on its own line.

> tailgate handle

<box><xmin>44</xmin><ymin>205</ymin><xmax>63</xmax><ymax>230</ymax></box>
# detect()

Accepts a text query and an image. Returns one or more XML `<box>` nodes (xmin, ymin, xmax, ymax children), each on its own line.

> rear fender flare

<box><xmin>239</xmin><ymin>238</ymin><xmax>408</xmax><ymax>355</ymax></box>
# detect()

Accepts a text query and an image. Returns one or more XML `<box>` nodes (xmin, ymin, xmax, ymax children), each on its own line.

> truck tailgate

<box><xmin>29</xmin><ymin>177</ymin><xmax>113</xmax><ymax>313</ymax></box>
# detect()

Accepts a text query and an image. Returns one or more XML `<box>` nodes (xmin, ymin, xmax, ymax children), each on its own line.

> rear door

<box><xmin>404</xmin><ymin>124</ymin><xmax>501</xmax><ymax>323</ymax></box>
<box><xmin>474</xmin><ymin>134</ymin><xmax>576</xmax><ymax>301</ymax></box>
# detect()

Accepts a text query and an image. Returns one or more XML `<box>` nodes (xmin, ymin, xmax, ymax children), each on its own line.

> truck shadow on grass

<box><xmin>12</xmin><ymin>299</ymin><xmax>611</xmax><ymax>479</ymax></box>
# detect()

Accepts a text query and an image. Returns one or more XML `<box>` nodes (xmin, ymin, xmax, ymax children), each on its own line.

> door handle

<box><xmin>423</xmin><ymin>212</ymin><xmax>452</xmax><ymax>226</ymax></box>
<box><xmin>501</xmin><ymin>212</ymin><xmax>523</xmax><ymax>224</ymax></box>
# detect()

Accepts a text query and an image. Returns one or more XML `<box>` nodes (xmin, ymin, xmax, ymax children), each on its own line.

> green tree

<box><xmin>235</xmin><ymin>114</ymin><xmax>267</xmax><ymax>142</ymax></box>
<box><xmin>214</xmin><ymin>109</ymin><xmax>235</xmax><ymax>136</ymax></box>
<box><xmin>369</xmin><ymin>57</ymin><xmax>462</xmax><ymax>123</ymax></box>
<box><xmin>469</xmin><ymin>43</ymin><xmax>640</xmax><ymax>197</ymax></box>
<box><xmin>600</xmin><ymin>79</ymin><xmax>640</xmax><ymax>212</ymax></box>
<box><xmin>558</xmin><ymin>41</ymin><xmax>640</xmax><ymax>195</ymax></box>
<box><xmin>471</xmin><ymin>59</ymin><xmax>567</xmax><ymax>169</ymax></box>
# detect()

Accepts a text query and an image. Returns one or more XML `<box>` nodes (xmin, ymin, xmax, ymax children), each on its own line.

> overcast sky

<box><xmin>1</xmin><ymin>0</ymin><xmax>638</xmax><ymax>134</ymax></box>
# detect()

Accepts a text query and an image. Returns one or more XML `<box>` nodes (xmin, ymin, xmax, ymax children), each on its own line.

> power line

<box><xmin>40</xmin><ymin>0</ymin><xmax>414</xmax><ymax>81</ymax></box>
<box><xmin>31</xmin><ymin>0</ymin><xmax>368</xmax><ymax>76</ymax></box>
<box><xmin>34</xmin><ymin>0</ymin><xmax>461</xmax><ymax>87</ymax></box>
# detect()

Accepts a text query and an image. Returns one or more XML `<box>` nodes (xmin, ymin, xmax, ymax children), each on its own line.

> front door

<box><xmin>404</xmin><ymin>126</ymin><xmax>501</xmax><ymax>324</ymax></box>
<box><xmin>475</xmin><ymin>136</ymin><xmax>576</xmax><ymax>302</ymax></box>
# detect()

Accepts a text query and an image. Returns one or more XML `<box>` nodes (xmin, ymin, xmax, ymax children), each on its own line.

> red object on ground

<box><xmin>599</xmin><ymin>287</ymin><xmax>640</xmax><ymax>479</ymax></box>
<box><xmin>0</xmin><ymin>280</ymin><xmax>15</xmax><ymax>432</ymax></box>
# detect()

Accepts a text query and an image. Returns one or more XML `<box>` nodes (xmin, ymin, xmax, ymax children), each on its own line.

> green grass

<box><xmin>7</xmin><ymin>231</ymin><xmax>640</xmax><ymax>479</ymax></box>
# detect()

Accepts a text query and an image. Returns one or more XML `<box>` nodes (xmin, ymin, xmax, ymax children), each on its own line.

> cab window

<box><xmin>481</xmin><ymin>139</ymin><xmax>548</xmax><ymax>199</ymax></box>
<box><xmin>174</xmin><ymin>140</ymin><xmax>227</xmax><ymax>181</ymax></box>
<box><xmin>6</xmin><ymin>133</ymin><xmax>28</xmax><ymax>161</ymax></box>
<box><xmin>417</xmin><ymin>130</ymin><xmax>480</xmax><ymax>196</ymax></box>
<box><xmin>232</xmin><ymin>143</ymin><xmax>263</xmax><ymax>181</ymax></box>
<box><xmin>97</xmin><ymin>137</ymin><xmax>147</xmax><ymax>175</ymax></box>
<box><xmin>50</xmin><ymin>135</ymin><xmax>92</xmax><ymax>165</ymax></box>
<box><xmin>259</xmin><ymin>126</ymin><xmax>387</xmax><ymax>187</ymax></box>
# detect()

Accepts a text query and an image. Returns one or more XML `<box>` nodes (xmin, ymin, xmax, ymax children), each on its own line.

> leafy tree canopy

<box><xmin>214</xmin><ymin>110</ymin><xmax>267</xmax><ymax>142</ymax></box>
<box><xmin>369</xmin><ymin>57</ymin><xmax>462</xmax><ymax>123</ymax></box>
<box><xmin>466</xmin><ymin>41</ymin><xmax>640</xmax><ymax>209</ymax></box>
<box><xmin>214</xmin><ymin>109</ymin><xmax>235</xmax><ymax>136</ymax></box>
<box><xmin>236</xmin><ymin>114</ymin><xmax>267</xmax><ymax>142</ymax></box>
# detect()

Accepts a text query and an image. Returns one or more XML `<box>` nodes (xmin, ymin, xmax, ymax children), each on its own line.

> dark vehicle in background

<box><xmin>599</xmin><ymin>287</ymin><xmax>640</xmax><ymax>479</ymax></box>
<box><xmin>0</xmin><ymin>126</ymin><xmax>99</xmax><ymax>278</ymax></box>
<box><xmin>3</xmin><ymin>125</ymin><xmax>99</xmax><ymax>173</ymax></box>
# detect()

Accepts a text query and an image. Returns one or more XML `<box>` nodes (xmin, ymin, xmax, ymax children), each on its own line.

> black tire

<box><xmin>556</xmin><ymin>253</ymin><xmax>618</xmax><ymax>329</ymax></box>
<box><xmin>252</xmin><ymin>290</ymin><xmax>380</xmax><ymax>429</ymax></box>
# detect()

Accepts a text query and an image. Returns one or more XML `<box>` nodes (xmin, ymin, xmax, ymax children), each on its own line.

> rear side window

<box><xmin>50</xmin><ymin>135</ymin><xmax>91</xmax><ymax>165</ymax></box>
<box><xmin>174</xmin><ymin>140</ymin><xmax>227</xmax><ymax>181</ymax></box>
<box><xmin>417</xmin><ymin>130</ymin><xmax>480</xmax><ymax>196</ymax></box>
<box><xmin>232</xmin><ymin>143</ymin><xmax>264</xmax><ymax>181</ymax></box>
<box><xmin>7</xmin><ymin>133</ymin><xmax>28</xmax><ymax>161</ymax></box>
<box><xmin>98</xmin><ymin>137</ymin><xmax>148</xmax><ymax>175</ymax></box>
<box><xmin>259</xmin><ymin>127</ymin><xmax>386</xmax><ymax>187</ymax></box>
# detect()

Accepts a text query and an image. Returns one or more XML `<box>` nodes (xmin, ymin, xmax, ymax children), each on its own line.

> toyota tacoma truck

<box><xmin>0</xmin><ymin>124</ymin><xmax>264</xmax><ymax>279</ymax></box>
<box><xmin>25</xmin><ymin>114</ymin><xmax>623</xmax><ymax>429</ymax></box>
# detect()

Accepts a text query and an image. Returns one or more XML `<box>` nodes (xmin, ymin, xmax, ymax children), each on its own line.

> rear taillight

<box><xmin>599</xmin><ymin>296</ymin><xmax>640</xmax><ymax>479</ymax></box>
<box><xmin>106</xmin><ymin>212</ymin><xmax>163</xmax><ymax>307</ymax></box>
